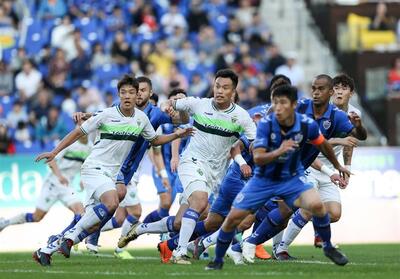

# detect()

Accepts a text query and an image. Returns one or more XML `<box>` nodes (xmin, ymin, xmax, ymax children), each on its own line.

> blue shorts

<box><xmin>211</xmin><ymin>175</ymin><xmax>246</xmax><ymax>217</ymax></box>
<box><xmin>233</xmin><ymin>174</ymin><xmax>313</xmax><ymax>212</ymax></box>
<box><xmin>152</xmin><ymin>168</ymin><xmax>183</xmax><ymax>203</ymax></box>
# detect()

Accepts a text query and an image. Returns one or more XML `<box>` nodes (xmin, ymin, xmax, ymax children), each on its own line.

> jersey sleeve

<box><xmin>239</xmin><ymin>135</ymin><xmax>252</xmax><ymax>152</ymax></box>
<box><xmin>334</xmin><ymin>110</ymin><xmax>354</xmax><ymax>137</ymax></box>
<box><xmin>140</xmin><ymin>115</ymin><xmax>158</xmax><ymax>141</ymax></box>
<box><xmin>241</xmin><ymin>113</ymin><xmax>257</xmax><ymax>141</ymax></box>
<box><xmin>307</xmin><ymin>120</ymin><xmax>325</xmax><ymax>145</ymax></box>
<box><xmin>174</xmin><ymin>97</ymin><xmax>200</xmax><ymax>115</ymax></box>
<box><xmin>80</xmin><ymin>110</ymin><xmax>105</xmax><ymax>135</ymax></box>
<box><xmin>159</xmin><ymin>111</ymin><xmax>173</xmax><ymax>125</ymax></box>
<box><xmin>253</xmin><ymin>119</ymin><xmax>270</xmax><ymax>149</ymax></box>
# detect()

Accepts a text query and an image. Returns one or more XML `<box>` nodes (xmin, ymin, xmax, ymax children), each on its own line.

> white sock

<box><xmin>136</xmin><ymin>217</ymin><xmax>169</xmax><ymax>235</ymax></box>
<box><xmin>176</xmin><ymin>216</ymin><xmax>197</xmax><ymax>255</ymax></box>
<box><xmin>272</xmin><ymin>230</ymin><xmax>284</xmax><ymax>250</ymax></box>
<box><xmin>101</xmin><ymin>219</ymin><xmax>115</xmax><ymax>232</ymax></box>
<box><xmin>276</xmin><ymin>219</ymin><xmax>302</xmax><ymax>254</ymax></box>
<box><xmin>121</xmin><ymin>218</ymin><xmax>136</xmax><ymax>237</ymax></box>
<box><xmin>64</xmin><ymin>205</ymin><xmax>104</xmax><ymax>243</ymax></box>
<box><xmin>8</xmin><ymin>213</ymin><xmax>27</xmax><ymax>225</ymax></box>
<box><xmin>202</xmin><ymin>229</ymin><xmax>220</xmax><ymax>249</ymax></box>
<box><xmin>41</xmin><ymin>239</ymin><xmax>61</xmax><ymax>255</ymax></box>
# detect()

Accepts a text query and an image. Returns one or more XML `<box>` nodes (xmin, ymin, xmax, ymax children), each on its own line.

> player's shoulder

<box><xmin>297</xmin><ymin>112</ymin><xmax>316</xmax><ymax>127</ymax></box>
<box><xmin>233</xmin><ymin>103</ymin><xmax>252</xmax><ymax>117</ymax></box>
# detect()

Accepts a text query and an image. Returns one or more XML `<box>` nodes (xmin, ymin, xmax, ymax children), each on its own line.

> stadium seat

<box><xmin>24</xmin><ymin>18</ymin><xmax>46</xmax><ymax>56</ymax></box>
<box><xmin>15</xmin><ymin>140</ymin><xmax>42</xmax><ymax>153</ymax></box>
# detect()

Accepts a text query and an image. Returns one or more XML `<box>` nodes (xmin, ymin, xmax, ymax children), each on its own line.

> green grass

<box><xmin>0</xmin><ymin>244</ymin><xmax>399</xmax><ymax>279</ymax></box>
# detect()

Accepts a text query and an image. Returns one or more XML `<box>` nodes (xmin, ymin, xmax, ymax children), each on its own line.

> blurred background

<box><xmin>0</xmin><ymin>0</ymin><xmax>399</xmax><ymax>250</ymax></box>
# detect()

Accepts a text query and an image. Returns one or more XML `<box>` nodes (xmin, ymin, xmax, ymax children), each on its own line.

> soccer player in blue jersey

<box><xmin>206</xmin><ymin>84</ymin><xmax>351</xmax><ymax>270</ymax></box>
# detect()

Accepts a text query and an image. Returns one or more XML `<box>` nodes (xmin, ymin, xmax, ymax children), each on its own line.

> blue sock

<box><xmin>167</xmin><ymin>234</ymin><xmax>179</xmax><ymax>250</ymax></box>
<box><xmin>193</xmin><ymin>221</ymin><xmax>207</xmax><ymax>237</ymax></box>
<box><xmin>254</xmin><ymin>206</ymin><xmax>269</xmax><ymax>231</ymax></box>
<box><xmin>231</xmin><ymin>242</ymin><xmax>242</xmax><ymax>252</ymax></box>
<box><xmin>87</xmin><ymin>212</ymin><xmax>113</xmax><ymax>246</ymax></box>
<box><xmin>143</xmin><ymin>209</ymin><xmax>160</xmax><ymax>223</ymax></box>
<box><xmin>232</xmin><ymin>229</ymin><xmax>242</xmax><ymax>245</ymax></box>
<box><xmin>312</xmin><ymin>214</ymin><xmax>333</xmax><ymax>249</ymax></box>
<box><xmin>93</xmin><ymin>203</ymin><xmax>110</xmax><ymax>220</ymax></box>
<box><xmin>111</xmin><ymin>217</ymin><xmax>121</xmax><ymax>228</ymax></box>
<box><xmin>60</xmin><ymin>214</ymin><xmax>82</xmax><ymax>235</ymax></box>
<box><xmin>158</xmin><ymin>207</ymin><xmax>169</xmax><ymax>218</ymax></box>
<box><xmin>77</xmin><ymin>229</ymin><xmax>90</xmax><ymax>242</ymax></box>
<box><xmin>126</xmin><ymin>214</ymin><xmax>138</xmax><ymax>225</ymax></box>
<box><xmin>292</xmin><ymin>210</ymin><xmax>308</xmax><ymax>229</ymax></box>
<box><xmin>25</xmin><ymin>213</ymin><xmax>34</xmax><ymax>222</ymax></box>
<box><xmin>247</xmin><ymin>208</ymin><xmax>285</xmax><ymax>245</ymax></box>
<box><xmin>214</xmin><ymin>229</ymin><xmax>235</xmax><ymax>263</ymax></box>
<box><xmin>166</xmin><ymin>216</ymin><xmax>177</xmax><ymax>232</ymax></box>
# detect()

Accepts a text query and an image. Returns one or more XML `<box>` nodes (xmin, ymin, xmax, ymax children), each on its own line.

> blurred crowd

<box><xmin>0</xmin><ymin>0</ymin><xmax>307</xmax><ymax>154</ymax></box>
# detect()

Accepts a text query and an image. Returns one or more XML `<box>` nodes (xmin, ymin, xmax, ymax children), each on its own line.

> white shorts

<box><xmin>119</xmin><ymin>180</ymin><xmax>140</xmax><ymax>207</ymax></box>
<box><xmin>306</xmin><ymin>168</ymin><xmax>341</xmax><ymax>204</ymax></box>
<box><xmin>178</xmin><ymin>158</ymin><xmax>221</xmax><ymax>205</ymax></box>
<box><xmin>81</xmin><ymin>168</ymin><xmax>117</xmax><ymax>206</ymax></box>
<box><xmin>36</xmin><ymin>179</ymin><xmax>81</xmax><ymax>212</ymax></box>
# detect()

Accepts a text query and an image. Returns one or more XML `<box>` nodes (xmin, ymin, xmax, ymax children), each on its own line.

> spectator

<box><xmin>15</xmin><ymin>59</ymin><xmax>42</xmax><ymax>102</ymax></box>
<box><xmin>76</xmin><ymin>82</ymin><xmax>104</xmax><ymax>112</ymax></box>
<box><xmin>188</xmin><ymin>72</ymin><xmax>209</xmax><ymax>97</ymax></box>
<box><xmin>91</xmin><ymin>43</ymin><xmax>111</xmax><ymax>69</ymax></box>
<box><xmin>48</xmin><ymin>48</ymin><xmax>69</xmax><ymax>82</ymax></box>
<box><xmin>0</xmin><ymin>61</ymin><xmax>13</xmax><ymax>96</ymax></box>
<box><xmin>104</xmin><ymin>6</ymin><xmax>126</xmax><ymax>33</ymax></box>
<box><xmin>35</xmin><ymin>106</ymin><xmax>68</xmax><ymax>143</ymax></box>
<box><xmin>60</xmin><ymin>29</ymin><xmax>90</xmax><ymax>62</ymax></box>
<box><xmin>198</xmin><ymin>26</ymin><xmax>223</xmax><ymax>59</ymax></box>
<box><xmin>14</xmin><ymin>121</ymin><xmax>31</xmax><ymax>143</ymax></box>
<box><xmin>148</xmin><ymin>40</ymin><xmax>174</xmax><ymax>77</ymax></box>
<box><xmin>0</xmin><ymin>121</ymin><xmax>15</xmax><ymax>154</ymax></box>
<box><xmin>0</xmin><ymin>3</ymin><xmax>13</xmax><ymax>27</ymax></box>
<box><xmin>177</xmin><ymin>40</ymin><xmax>199</xmax><ymax>70</ymax></box>
<box><xmin>275</xmin><ymin>51</ymin><xmax>305</xmax><ymax>92</ymax></box>
<box><xmin>235</xmin><ymin>0</ymin><xmax>255</xmax><ymax>28</ymax></box>
<box><xmin>388</xmin><ymin>57</ymin><xmax>400</xmax><ymax>94</ymax></box>
<box><xmin>6</xmin><ymin>100</ymin><xmax>28</xmax><ymax>129</ymax></box>
<box><xmin>137</xmin><ymin>42</ymin><xmax>153</xmax><ymax>73</ymax></box>
<box><xmin>9</xmin><ymin>47</ymin><xmax>27</xmax><ymax>73</ymax></box>
<box><xmin>37</xmin><ymin>0</ymin><xmax>67</xmax><ymax>20</ymax></box>
<box><xmin>224</xmin><ymin>16</ymin><xmax>244</xmax><ymax>45</ymax></box>
<box><xmin>244</xmin><ymin>12</ymin><xmax>272</xmax><ymax>44</ymax></box>
<box><xmin>111</xmin><ymin>31</ymin><xmax>133</xmax><ymax>65</ymax></box>
<box><xmin>70</xmin><ymin>48</ymin><xmax>92</xmax><ymax>88</ymax></box>
<box><xmin>167</xmin><ymin>26</ymin><xmax>186</xmax><ymax>50</ymax></box>
<box><xmin>265</xmin><ymin>44</ymin><xmax>286</xmax><ymax>75</ymax></box>
<box><xmin>163</xmin><ymin>63</ymin><xmax>188</xmax><ymax>92</ymax></box>
<box><xmin>30</xmin><ymin>88</ymin><xmax>52</xmax><ymax>123</ymax></box>
<box><xmin>51</xmin><ymin>14</ymin><xmax>74</xmax><ymax>48</ymax></box>
<box><xmin>160</xmin><ymin>4</ymin><xmax>187</xmax><ymax>35</ymax></box>
<box><xmin>187</xmin><ymin>0</ymin><xmax>209</xmax><ymax>33</ymax></box>
<box><xmin>369</xmin><ymin>1</ymin><xmax>396</xmax><ymax>31</ymax></box>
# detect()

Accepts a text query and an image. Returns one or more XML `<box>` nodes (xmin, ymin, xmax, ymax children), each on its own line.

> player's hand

<box><xmin>175</xmin><ymin>127</ymin><xmax>195</xmax><ymax>138</ymax></box>
<box><xmin>35</xmin><ymin>152</ymin><xmax>56</xmax><ymax>163</ymax></box>
<box><xmin>338</xmin><ymin>136</ymin><xmax>358</xmax><ymax>147</ymax></box>
<box><xmin>337</xmin><ymin>165</ymin><xmax>352</xmax><ymax>180</ymax></box>
<box><xmin>73</xmin><ymin>112</ymin><xmax>91</xmax><ymax>124</ymax></box>
<box><xmin>58</xmin><ymin>175</ymin><xmax>69</xmax><ymax>186</ymax></box>
<box><xmin>162</xmin><ymin>177</ymin><xmax>171</xmax><ymax>193</ymax></box>
<box><xmin>278</xmin><ymin>139</ymin><xmax>299</xmax><ymax>154</ymax></box>
<box><xmin>329</xmin><ymin>173</ymin><xmax>348</xmax><ymax>189</ymax></box>
<box><xmin>240</xmin><ymin>164</ymin><xmax>252</xmax><ymax>178</ymax></box>
<box><xmin>171</xmin><ymin>156</ymin><xmax>179</xmax><ymax>173</ymax></box>
<box><xmin>348</xmin><ymin>112</ymin><xmax>362</xmax><ymax>128</ymax></box>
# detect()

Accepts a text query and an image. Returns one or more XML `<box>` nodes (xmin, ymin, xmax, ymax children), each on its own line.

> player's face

<box><xmin>311</xmin><ymin>78</ymin><xmax>333</xmax><ymax>106</ymax></box>
<box><xmin>119</xmin><ymin>84</ymin><xmax>137</xmax><ymax>111</ymax></box>
<box><xmin>136</xmin><ymin>82</ymin><xmax>152</xmax><ymax>108</ymax></box>
<box><xmin>333</xmin><ymin>83</ymin><xmax>353</xmax><ymax>108</ymax></box>
<box><xmin>272</xmin><ymin>96</ymin><xmax>297</xmax><ymax>123</ymax></box>
<box><xmin>213</xmin><ymin>77</ymin><xmax>235</xmax><ymax>107</ymax></box>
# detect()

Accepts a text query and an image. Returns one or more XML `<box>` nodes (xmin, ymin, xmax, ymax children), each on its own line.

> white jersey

<box><xmin>80</xmin><ymin>106</ymin><xmax>157</xmax><ymax>179</ymax></box>
<box><xmin>45</xmin><ymin>140</ymin><xmax>91</xmax><ymax>185</ymax></box>
<box><xmin>318</xmin><ymin>103</ymin><xmax>361</xmax><ymax>168</ymax></box>
<box><xmin>174</xmin><ymin>97</ymin><xmax>256</xmax><ymax>177</ymax></box>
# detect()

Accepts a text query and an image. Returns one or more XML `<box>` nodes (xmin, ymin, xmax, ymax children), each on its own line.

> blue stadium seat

<box><xmin>94</xmin><ymin>63</ymin><xmax>120</xmax><ymax>89</ymax></box>
<box><xmin>15</xmin><ymin>140</ymin><xmax>42</xmax><ymax>154</ymax></box>
<box><xmin>24</xmin><ymin>18</ymin><xmax>46</xmax><ymax>56</ymax></box>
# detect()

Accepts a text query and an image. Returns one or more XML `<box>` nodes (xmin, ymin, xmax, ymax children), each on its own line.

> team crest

<box><xmin>271</xmin><ymin>133</ymin><xmax>276</xmax><ymax>141</ymax></box>
<box><xmin>197</xmin><ymin>169</ymin><xmax>204</xmax><ymax>176</ymax></box>
<box><xmin>323</xmin><ymin>120</ymin><xmax>331</xmax><ymax>130</ymax></box>
<box><xmin>294</xmin><ymin>133</ymin><xmax>303</xmax><ymax>143</ymax></box>
<box><xmin>235</xmin><ymin>193</ymin><xmax>244</xmax><ymax>204</ymax></box>
<box><xmin>231</xmin><ymin>116</ymin><xmax>238</xmax><ymax>123</ymax></box>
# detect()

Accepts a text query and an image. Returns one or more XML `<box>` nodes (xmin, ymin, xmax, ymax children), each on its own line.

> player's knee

<box><xmin>33</xmin><ymin>212</ymin><xmax>45</xmax><ymax>222</ymax></box>
<box><xmin>309</xmin><ymin>201</ymin><xmax>325</xmax><ymax>215</ymax></box>
<box><xmin>116</xmin><ymin>184</ymin><xmax>127</xmax><ymax>202</ymax></box>
<box><xmin>103</xmin><ymin>200</ymin><xmax>119</xmax><ymax>212</ymax></box>
<box><xmin>173</xmin><ymin>219</ymin><xmax>182</xmax><ymax>231</ymax></box>
<box><xmin>329</xmin><ymin>211</ymin><xmax>341</xmax><ymax>223</ymax></box>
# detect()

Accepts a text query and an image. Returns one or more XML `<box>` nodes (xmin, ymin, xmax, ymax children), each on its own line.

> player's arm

<box><xmin>328</xmin><ymin>136</ymin><xmax>358</xmax><ymax>147</ymax></box>
<box><xmin>35</xmin><ymin>127</ymin><xmax>84</xmax><ymax>163</ymax></box>
<box><xmin>151</xmin><ymin>146</ymin><xmax>171</xmax><ymax>191</ymax></box>
<box><xmin>150</xmin><ymin>127</ymin><xmax>194</xmax><ymax>146</ymax></box>
<box><xmin>48</xmin><ymin>160</ymin><xmax>68</xmax><ymax>186</ymax></box>
<box><xmin>171</xmin><ymin>111</ymin><xmax>190</xmax><ymax>124</ymax></box>
<box><xmin>170</xmin><ymin>137</ymin><xmax>181</xmax><ymax>173</ymax></box>
<box><xmin>161</xmin><ymin>97</ymin><xmax>197</xmax><ymax>117</ymax></box>
<box><xmin>348</xmin><ymin>111</ymin><xmax>367</xmax><ymax>140</ymax></box>
<box><xmin>230</xmin><ymin>140</ymin><xmax>252</xmax><ymax>178</ymax></box>
<box><xmin>311</xmin><ymin>158</ymin><xmax>347</xmax><ymax>189</ymax></box>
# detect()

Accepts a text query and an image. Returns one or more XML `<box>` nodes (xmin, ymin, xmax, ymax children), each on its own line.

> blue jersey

<box><xmin>247</xmin><ymin>104</ymin><xmax>271</xmax><ymax>118</ymax></box>
<box><xmin>296</xmin><ymin>99</ymin><xmax>354</xmax><ymax>168</ymax></box>
<box><xmin>159</xmin><ymin>123</ymin><xmax>189</xmax><ymax>172</ymax></box>
<box><xmin>118</xmin><ymin>103</ymin><xmax>172</xmax><ymax>185</ymax></box>
<box><xmin>253</xmin><ymin>112</ymin><xmax>323</xmax><ymax>181</ymax></box>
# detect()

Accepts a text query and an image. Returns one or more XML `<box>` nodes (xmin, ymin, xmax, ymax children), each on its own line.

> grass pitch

<box><xmin>0</xmin><ymin>244</ymin><xmax>399</xmax><ymax>279</ymax></box>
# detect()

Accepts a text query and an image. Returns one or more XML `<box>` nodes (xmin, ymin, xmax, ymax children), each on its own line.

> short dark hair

<box><xmin>168</xmin><ymin>88</ymin><xmax>187</xmax><ymax>99</ymax></box>
<box><xmin>270</xmin><ymin>74</ymin><xmax>291</xmax><ymax>93</ymax></box>
<box><xmin>136</xmin><ymin>76</ymin><xmax>152</xmax><ymax>89</ymax></box>
<box><xmin>315</xmin><ymin>74</ymin><xmax>333</xmax><ymax>89</ymax></box>
<box><xmin>150</xmin><ymin>93</ymin><xmax>158</xmax><ymax>105</ymax></box>
<box><xmin>215</xmin><ymin>69</ymin><xmax>239</xmax><ymax>89</ymax></box>
<box><xmin>333</xmin><ymin>73</ymin><xmax>355</xmax><ymax>92</ymax></box>
<box><xmin>117</xmin><ymin>74</ymin><xmax>139</xmax><ymax>92</ymax></box>
<box><xmin>271</xmin><ymin>85</ymin><xmax>298</xmax><ymax>103</ymax></box>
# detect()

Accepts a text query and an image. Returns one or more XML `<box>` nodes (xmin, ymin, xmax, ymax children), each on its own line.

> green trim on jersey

<box><xmin>193</xmin><ymin>121</ymin><xmax>240</xmax><ymax>138</ymax></box>
<box><xmin>116</xmin><ymin>105</ymin><xmax>135</xmax><ymax>117</ymax></box>
<box><xmin>99</xmin><ymin>123</ymin><xmax>143</xmax><ymax>135</ymax></box>
<box><xmin>63</xmin><ymin>150</ymin><xmax>89</xmax><ymax>162</ymax></box>
<box><xmin>100</xmin><ymin>133</ymin><xmax>139</xmax><ymax>141</ymax></box>
<box><xmin>193</xmin><ymin>114</ymin><xmax>244</xmax><ymax>134</ymax></box>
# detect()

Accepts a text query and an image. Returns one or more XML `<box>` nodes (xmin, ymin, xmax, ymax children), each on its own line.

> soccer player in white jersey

<box><xmin>119</xmin><ymin>69</ymin><xmax>257</xmax><ymax>264</ymax></box>
<box><xmin>33</xmin><ymin>75</ymin><xmax>193</xmax><ymax>266</ymax></box>
<box><xmin>275</xmin><ymin>73</ymin><xmax>366</xmax><ymax>259</ymax></box>
<box><xmin>0</xmin><ymin>135</ymin><xmax>90</xmax><ymax>232</ymax></box>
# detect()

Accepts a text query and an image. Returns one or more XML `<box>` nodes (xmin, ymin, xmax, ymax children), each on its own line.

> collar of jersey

<box><xmin>271</xmin><ymin>112</ymin><xmax>301</xmax><ymax>135</ymax></box>
<box><xmin>117</xmin><ymin>105</ymin><xmax>135</xmax><ymax>117</ymax></box>
<box><xmin>307</xmin><ymin>100</ymin><xmax>333</xmax><ymax>120</ymax></box>
<box><xmin>211</xmin><ymin>99</ymin><xmax>235</xmax><ymax>113</ymax></box>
